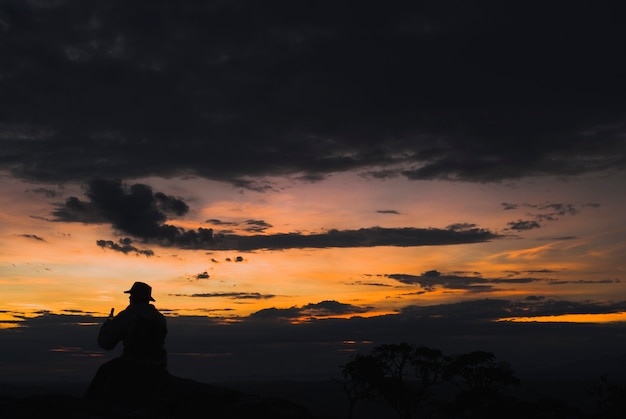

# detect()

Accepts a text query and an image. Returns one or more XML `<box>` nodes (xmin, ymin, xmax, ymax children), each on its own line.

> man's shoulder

<box><xmin>152</xmin><ymin>306</ymin><xmax>167</xmax><ymax>322</ymax></box>
<box><xmin>115</xmin><ymin>306</ymin><xmax>133</xmax><ymax>318</ymax></box>
<box><xmin>129</xmin><ymin>303</ymin><xmax>166</xmax><ymax>319</ymax></box>
<box><xmin>148</xmin><ymin>303</ymin><xmax>165</xmax><ymax>314</ymax></box>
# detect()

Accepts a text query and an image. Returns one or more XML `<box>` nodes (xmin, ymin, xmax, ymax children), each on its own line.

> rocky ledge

<box><xmin>0</xmin><ymin>376</ymin><xmax>313</xmax><ymax>418</ymax></box>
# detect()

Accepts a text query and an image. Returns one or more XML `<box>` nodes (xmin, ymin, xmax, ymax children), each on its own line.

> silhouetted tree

<box><xmin>444</xmin><ymin>350</ymin><xmax>520</xmax><ymax>418</ymax></box>
<box><xmin>339</xmin><ymin>344</ymin><xmax>526</xmax><ymax>419</ymax></box>
<box><xmin>592</xmin><ymin>374</ymin><xmax>626</xmax><ymax>419</ymax></box>
<box><xmin>371</xmin><ymin>343</ymin><xmax>445</xmax><ymax>419</ymax></box>
<box><xmin>340</xmin><ymin>343</ymin><xmax>446</xmax><ymax>419</ymax></box>
<box><xmin>337</xmin><ymin>353</ymin><xmax>384</xmax><ymax>419</ymax></box>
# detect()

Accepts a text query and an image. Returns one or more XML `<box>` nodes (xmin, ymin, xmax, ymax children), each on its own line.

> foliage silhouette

<box><xmin>338</xmin><ymin>343</ymin><xmax>521</xmax><ymax>419</ymax></box>
<box><xmin>444</xmin><ymin>350</ymin><xmax>520</xmax><ymax>418</ymax></box>
<box><xmin>591</xmin><ymin>373</ymin><xmax>626</xmax><ymax>419</ymax></box>
<box><xmin>336</xmin><ymin>352</ymin><xmax>383</xmax><ymax>418</ymax></box>
<box><xmin>370</xmin><ymin>343</ymin><xmax>445</xmax><ymax>419</ymax></box>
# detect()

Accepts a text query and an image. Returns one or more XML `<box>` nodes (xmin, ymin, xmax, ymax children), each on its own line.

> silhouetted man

<box><xmin>85</xmin><ymin>281</ymin><xmax>168</xmax><ymax>401</ymax></box>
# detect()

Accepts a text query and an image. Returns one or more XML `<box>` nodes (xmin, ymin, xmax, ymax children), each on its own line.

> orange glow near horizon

<box><xmin>498</xmin><ymin>311</ymin><xmax>626</xmax><ymax>323</ymax></box>
<box><xmin>1</xmin><ymin>173</ymin><xmax>625</xmax><ymax>327</ymax></box>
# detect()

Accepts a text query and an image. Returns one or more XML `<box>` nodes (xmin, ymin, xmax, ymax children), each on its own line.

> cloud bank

<box><xmin>52</xmin><ymin>179</ymin><xmax>501</xmax><ymax>251</ymax></box>
<box><xmin>1</xmin><ymin>0</ymin><xmax>625</xmax><ymax>187</ymax></box>
<box><xmin>3</xmin><ymin>297</ymin><xmax>626</xmax><ymax>383</ymax></box>
<box><xmin>386</xmin><ymin>270</ymin><xmax>619</xmax><ymax>294</ymax></box>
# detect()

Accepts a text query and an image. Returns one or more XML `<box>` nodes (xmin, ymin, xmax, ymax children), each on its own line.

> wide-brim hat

<box><xmin>124</xmin><ymin>281</ymin><xmax>155</xmax><ymax>301</ymax></box>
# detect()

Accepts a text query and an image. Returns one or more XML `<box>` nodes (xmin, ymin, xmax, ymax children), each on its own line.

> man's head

<box><xmin>124</xmin><ymin>281</ymin><xmax>155</xmax><ymax>303</ymax></box>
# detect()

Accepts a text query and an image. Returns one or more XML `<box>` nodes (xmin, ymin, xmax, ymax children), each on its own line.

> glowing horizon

<box><xmin>1</xmin><ymin>173</ymin><xmax>624</xmax><ymax>326</ymax></box>
<box><xmin>498</xmin><ymin>312</ymin><xmax>626</xmax><ymax>324</ymax></box>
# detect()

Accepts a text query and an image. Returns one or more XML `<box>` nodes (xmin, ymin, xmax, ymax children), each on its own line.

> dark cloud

<box><xmin>446</xmin><ymin>223</ymin><xmax>479</xmax><ymax>232</ymax></box>
<box><xmin>518</xmin><ymin>298</ymin><xmax>626</xmax><ymax>317</ymax></box>
<box><xmin>539</xmin><ymin>235</ymin><xmax>578</xmax><ymax>241</ymax></box>
<box><xmin>53</xmin><ymin>179</ymin><xmax>501</xmax><ymax>250</ymax></box>
<box><xmin>346</xmin><ymin>280</ymin><xmax>393</xmax><ymax>288</ymax></box>
<box><xmin>547</xmin><ymin>279</ymin><xmax>620</xmax><ymax>285</ymax></box>
<box><xmin>377</xmin><ymin>210</ymin><xmax>400</xmax><ymax>214</ymax></box>
<box><xmin>195</xmin><ymin>271</ymin><xmax>209</xmax><ymax>280</ymax></box>
<box><xmin>507</xmin><ymin>220</ymin><xmax>541</xmax><ymax>231</ymax></box>
<box><xmin>3</xmin><ymin>297</ymin><xmax>626</xmax><ymax>386</ymax></box>
<box><xmin>534</xmin><ymin>203</ymin><xmax>579</xmax><ymax>216</ymax></box>
<box><xmin>29</xmin><ymin>187</ymin><xmax>58</xmax><ymax>198</ymax></box>
<box><xmin>174</xmin><ymin>292</ymin><xmax>276</xmax><ymax>300</ymax></box>
<box><xmin>20</xmin><ymin>234</ymin><xmax>45</xmax><ymax>241</ymax></box>
<box><xmin>206</xmin><ymin>219</ymin><xmax>238</xmax><ymax>227</ymax></box>
<box><xmin>53</xmin><ymin>179</ymin><xmax>206</xmax><ymax>248</ymax></box>
<box><xmin>96</xmin><ymin>238</ymin><xmax>154</xmax><ymax>256</ymax></box>
<box><xmin>208</xmin><ymin>256</ymin><xmax>243</xmax><ymax>262</ymax></box>
<box><xmin>522</xmin><ymin>269</ymin><xmax>556</xmax><ymax>274</ymax></box>
<box><xmin>83</xmin><ymin>179</ymin><xmax>189</xmax><ymax>238</ymax></box>
<box><xmin>219</xmin><ymin>225</ymin><xmax>500</xmax><ymax>251</ymax></box>
<box><xmin>399</xmin><ymin>298</ymin><xmax>626</xmax><ymax>321</ymax></box>
<box><xmin>1</xmin><ymin>1</ymin><xmax>625</xmax><ymax>186</ymax></box>
<box><xmin>389</xmin><ymin>269</ymin><xmax>620</xmax><ymax>296</ymax></box>
<box><xmin>389</xmin><ymin>271</ymin><xmax>496</xmax><ymax>293</ymax></box>
<box><xmin>244</xmin><ymin>219</ymin><xmax>272</xmax><ymax>233</ymax></box>
<box><xmin>53</xmin><ymin>179</ymin><xmax>189</xmax><ymax>235</ymax></box>
<box><xmin>301</xmin><ymin>300</ymin><xmax>370</xmax><ymax>316</ymax></box>
<box><xmin>535</xmin><ymin>202</ymin><xmax>590</xmax><ymax>217</ymax></box>
<box><xmin>531</xmin><ymin>203</ymin><xmax>579</xmax><ymax>222</ymax></box>
<box><xmin>206</xmin><ymin>219</ymin><xmax>272</xmax><ymax>233</ymax></box>
<box><xmin>249</xmin><ymin>300</ymin><xmax>369</xmax><ymax>321</ymax></box>
<box><xmin>61</xmin><ymin>309</ymin><xmax>92</xmax><ymax>314</ymax></box>
<box><xmin>52</xmin><ymin>196</ymin><xmax>106</xmax><ymax>224</ymax></box>
<box><xmin>247</xmin><ymin>307</ymin><xmax>302</xmax><ymax>321</ymax></box>
<box><xmin>502</xmin><ymin>201</ymin><xmax>599</xmax><ymax>231</ymax></box>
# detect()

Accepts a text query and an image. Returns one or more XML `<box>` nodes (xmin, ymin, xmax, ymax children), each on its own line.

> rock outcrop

<box><xmin>0</xmin><ymin>376</ymin><xmax>313</xmax><ymax>418</ymax></box>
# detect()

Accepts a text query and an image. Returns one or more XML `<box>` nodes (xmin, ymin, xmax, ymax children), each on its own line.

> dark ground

<box><xmin>0</xmin><ymin>376</ymin><xmax>612</xmax><ymax>419</ymax></box>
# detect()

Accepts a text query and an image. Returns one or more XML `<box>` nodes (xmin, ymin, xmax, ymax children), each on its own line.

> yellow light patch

<box><xmin>498</xmin><ymin>311</ymin><xmax>626</xmax><ymax>323</ymax></box>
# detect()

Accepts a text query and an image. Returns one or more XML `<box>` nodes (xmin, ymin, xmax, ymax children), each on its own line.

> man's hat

<box><xmin>124</xmin><ymin>281</ymin><xmax>155</xmax><ymax>301</ymax></box>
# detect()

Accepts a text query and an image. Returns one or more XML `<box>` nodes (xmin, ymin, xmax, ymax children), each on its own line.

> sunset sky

<box><xmin>1</xmin><ymin>0</ymin><xmax>626</xmax><ymax>384</ymax></box>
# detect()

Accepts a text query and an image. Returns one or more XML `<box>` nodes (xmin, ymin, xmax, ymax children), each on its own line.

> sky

<box><xmin>1</xmin><ymin>0</ymin><xmax>626</xmax><ymax>385</ymax></box>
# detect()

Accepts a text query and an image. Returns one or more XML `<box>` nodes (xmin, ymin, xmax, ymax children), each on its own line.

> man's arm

<box><xmin>97</xmin><ymin>309</ymin><xmax>130</xmax><ymax>350</ymax></box>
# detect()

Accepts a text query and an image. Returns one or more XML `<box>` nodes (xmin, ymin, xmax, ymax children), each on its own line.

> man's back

<box><xmin>123</xmin><ymin>303</ymin><xmax>167</xmax><ymax>363</ymax></box>
<box><xmin>98</xmin><ymin>301</ymin><xmax>167</xmax><ymax>365</ymax></box>
<box><xmin>86</xmin><ymin>282</ymin><xmax>169</xmax><ymax>401</ymax></box>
